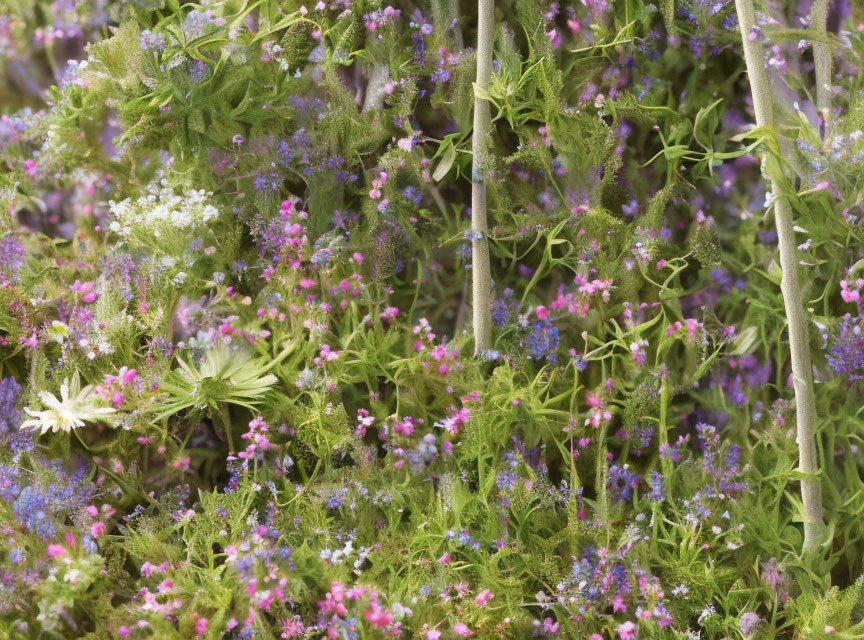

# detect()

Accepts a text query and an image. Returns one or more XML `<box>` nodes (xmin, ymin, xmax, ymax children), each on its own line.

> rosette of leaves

<box><xmin>158</xmin><ymin>341</ymin><xmax>292</xmax><ymax>419</ymax></box>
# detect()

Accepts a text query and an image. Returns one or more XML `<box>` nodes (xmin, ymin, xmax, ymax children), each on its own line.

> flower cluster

<box><xmin>108</xmin><ymin>182</ymin><xmax>220</xmax><ymax>238</ymax></box>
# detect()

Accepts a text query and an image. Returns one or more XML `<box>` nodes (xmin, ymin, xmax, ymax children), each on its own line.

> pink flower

<box><xmin>536</xmin><ymin>305</ymin><xmax>550</xmax><ymax>321</ymax></box>
<box><xmin>90</xmin><ymin>521</ymin><xmax>106</xmax><ymax>537</ymax></box>
<box><xmin>281</xmin><ymin>617</ymin><xmax>304</xmax><ymax>636</ymax></box>
<box><xmin>475</xmin><ymin>589</ymin><xmax>495</xmax><ymax>606</ymax></box>
<box><xmin>117</xmin><ymin>626</ymin><xmax>130</xmax><ymax>638</ymax></box>
<box><xmin>617</xmin><ymin>621</ymin><xmax>637</xmax><ymax>640</ymax></box>
<box><xmin>437</xmin><ymin>552</ymin><xmax>451</xmax><ymax>564</ymax></box>
<box><xmin>840</xmin><ymin>279</ymin><xmax>862</xmax><ymax>304</ymax></box>
<box><xmin>453</xmin><ymin>622</ymin><xmax>473</xmax><ymax>637</ymax></box>
<box><xmin>194</xmin><ymin>614</ymin><xmax>208</xmax><ymax>636</ymax></box>
<box><xmin>46</xmin><ymin>544</ymin><xmax>66</xmax><ymax>557</ymax></box>
<box><xmin>363</xmin><ymin>603</ymin><xmax>394</xmax><ymax>628</ymax></box>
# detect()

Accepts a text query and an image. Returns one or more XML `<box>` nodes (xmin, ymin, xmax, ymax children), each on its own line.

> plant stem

<box><xmin>660</xmin><ymin>0</ymin><xmax>677</xmax><ymax>45</ymax></box>
<box><xmin>658</xmin><ymin>377</ymin><xmax>672</xmax><ymax>485</ymax></box>
<box><xmin>810</xmin><ymin>0</ymin><xmax>831</xmax><ymax>124</ymax></box>
<box><xmin>219</xmin><ymin>404</ymin><xmax>236</xmax><ymax>454</ymax></box>
<box><xmin>735</xmin><ymin>0</ymin><xmax>824</xmax><ymax>551</ymax></box>
<box><xmin>471</xmin><ymin>0</ymin><xmax>494</xmax><ymax>355</ymax></box>
<box><xmin>433</xmin><ymin>0</ymin><xmax>464</xmax><ymax>50</ymax></box>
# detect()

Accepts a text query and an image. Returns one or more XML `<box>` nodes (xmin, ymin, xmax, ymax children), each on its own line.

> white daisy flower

<box><xmin>21</xmin><ymin>374</ymin><xmax>116</xmax><ymax>435</ymax></box>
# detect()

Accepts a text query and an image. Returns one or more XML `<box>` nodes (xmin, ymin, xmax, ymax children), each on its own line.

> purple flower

<box><xmin>526</xmin><ymin>320</ymin><xmax>559</xmax><ymax>362</ymax></box>
<box><xmin>607</xmin><ymin>464</ymin><xmax>640</xmax><ymax>503</ymax></box>
<box><xmin>739</xmin><ymin>612</ymin><xmax>762</xmax><ymax>638</ymax></box>
<box><xmin>189</xmin><ymin>58</ymin><xmax>210</xmax><ymax>83</ymax></box>
<box><xmin>403</xmin><ymin>185</ymin><xmax>422</xmax><ymax>205</ymax></box>
<box><xmin>0</xmin><ymin>377</ymin><xmax>22</xmax><ymax>436</ymax></box>
<box><xmin>824</xmin><ymin>315</ymin><xmax>864</xmax><ymax>378</ymax></box>
<box><xmin>140</xmin><ymin>29</ymin><xmax>166</xmax><ymax>51</ymax></box>
<box><xmin>0</xmin><ymin>235</ymin><xmax>25</xmax><ymax>282</ymax></box>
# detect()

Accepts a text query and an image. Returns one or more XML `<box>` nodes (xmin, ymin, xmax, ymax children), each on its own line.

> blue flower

<box><xmin>0</xmin><ymin>377</ymin><xmax>22</xmax><ymax>436</ymax></box>
<box><xmin>526</xmin><ymin>321</ymin><xmax>559</xmax><ymax>362</ymax></box>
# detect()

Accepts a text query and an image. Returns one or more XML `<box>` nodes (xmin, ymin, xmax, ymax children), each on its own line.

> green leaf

<box><xmin>433</xmin><ymin>144</ymin><xmax>456</xmax><ymax>182</ymax></box>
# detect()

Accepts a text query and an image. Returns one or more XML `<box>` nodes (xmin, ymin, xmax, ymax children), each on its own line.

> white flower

<box><xmin>21</xmin><ymin>374</ymin><xmax>116</xmax><ymax>435</ymax></box>
<box><xmin>107</xmin><ymin>183</ymin><xmax>220</xmax><ymax>237</ymax></box>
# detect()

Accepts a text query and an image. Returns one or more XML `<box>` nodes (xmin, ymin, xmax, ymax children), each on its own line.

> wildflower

<box><xmin>159</xmin><ymin>342</ymin><xmax>288</xmax><ymax>417</ymax></box>
<box><xmin>475</xmin><ymin>589</ymin><xmax>494</xmax><ymax>606</ymax></box>
<box><xmin>647</xmin><ymin>472</ymin><xmax>665</xmax><ymax>502</ymax></box>
<box><xmin>533</xmin><ymin>617</ymin><xmax>561</xmax><ymax>636</ymax></box>
<box><xmin>760</xmin><ymin>558</ymin><xmax>782</xmax><ymax>586</ymax></box>
<box><xmin>584</xmin><ymin>393</ymin><xmax>613</xmax><ymax>428</ymax></box>
<box><xmin>607</xmin><ymin>464</ymin><xmax>640</xmax><ymax>503</ymax></box>
<box><xmin>194</xmin><ymin>614</ymin><xmax>209</xmax><ymax>636</ymax></box>
<box><xmin>629</xmin><ymin>339</ymin><xmax>648</xmax><ymax>365</ymax></box>
<box><xmin>739</xmin><ymin>612</ymin><xmax>761</xmax><ymax>638</ymax></box>
<box><xmin>363</xmin><ymin>603</ymin><xmax>394</xmax><ymax>628</ymax></box>
<box><xmin>617</xmin><ymin>621</ymin><xmax>637</xmax><ymax>640</ymax></box>
<box><xmin>840</xmin><ymin>279</ymin><xmax>863</xmax><ymax>304</ymax></box>
<box><xmin>824</xmin><ymin>315</ymin><xmax>864</xmax><ymax>377</ymax></box>
<box><xmin>492</xmin><ymin>288</ymin><xmax>519</xmax><ymax>326</ymax></box>
<box><xmin>140</xmin><ymin>29</ymin><xmax>166</xmax><ymax>51</ymax></box>
<box><xmin>698</xmin><ymin>604</ymin><xmax>716</xmax><ymax>624</ymax></box>
<box><xmin>108</xmin><ymin>183</ymin><xmax>220</xmax><ymax>238</ymax></box>
<box><xmin>21</xmin><ymin>374</ymin><xmax>116</xmax><ymax>435</ymax></box>
<box><xmin>0</xmin><ymin>377</ymin><xmax>23</xmax><ymax>437</ymax></box>
<box><xmin>526</xmin><ymin>320</ymin><xmax>559</xmax><ymax>361</ymax></box>
<box><xmin>453</xmin><ymin>621</ymin><xmax>473</xmax><ymax>636</ymax></box>
<box><xmin>0</xmin><ymin>235</ymin><xmax>26</xmax><ymax>282</ymax></box>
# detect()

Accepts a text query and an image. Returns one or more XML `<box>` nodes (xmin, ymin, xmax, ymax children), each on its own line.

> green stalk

<box><xmin>810</xmin><ymin>0</ymin><xmax>831</xmax><ymax>123</ymax></box>
<box><xmin>658</xmin><ymin>378</ymin><xmax>672</xmax><ymax>483</ymax></box>
<box><xmin>735</xmin><ymin>0</ymin><xmax>824</xmax><ymax>550</ymax></box>
<box><xmin>471</xmin><ymin>0</ymin><xmax>494</xmax><ymax>355</ymax></box>
<box><xmin>433</xmin><ymin>0</ymin><xmax>464</xmax><ymax>50</ymax></box>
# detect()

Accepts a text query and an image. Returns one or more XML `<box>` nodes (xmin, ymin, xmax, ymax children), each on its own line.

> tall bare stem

<box><xmin>735</xmin><ymin>0</ymin><xmax>824</xmax><ymax>550</ymax></box>
<box><xmin>471</xmin><ymin>0</ymin><xmax>494</xmax><ymax>355</ymax></box>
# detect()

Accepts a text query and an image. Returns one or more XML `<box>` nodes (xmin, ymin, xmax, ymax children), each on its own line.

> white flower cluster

<box><xmin>108</xmin><ymin>184</ymin><xmax>220</xmax><ymax>238</ymax></box>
